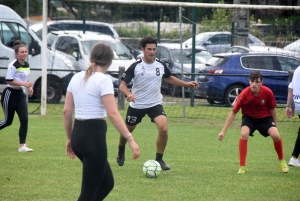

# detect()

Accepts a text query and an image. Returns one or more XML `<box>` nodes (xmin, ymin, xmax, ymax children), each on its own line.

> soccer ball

<box><xmin>143</xmin><ymin>160</ymin><xmax>161</xmax><ymax>178</ymax></box>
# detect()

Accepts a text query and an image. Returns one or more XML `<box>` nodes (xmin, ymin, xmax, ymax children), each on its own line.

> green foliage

<box><xmin>0</xmin><ymin>104</ymin><xmax>299</xmax><ymax>200</ymax></box>
<box><xmin>116</xmin><ymin>23</ymin><xmax>156</xmax><ymax>38</ymax></box>
<box><xmin>199</xmin><ymin>0</ymin><xmax>232</xmax><ymax>32</ymax></box>
<box><xmin>116</xmin><ymin>25</ymin><xmax>192</xmax><ymax>40</ymax></box>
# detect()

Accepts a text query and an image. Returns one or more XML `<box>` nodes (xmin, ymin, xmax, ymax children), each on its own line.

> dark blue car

<box><xmin>196</xmin><ymin>52</ymin><xmax>300</xmax><ymax>106</ymax></box>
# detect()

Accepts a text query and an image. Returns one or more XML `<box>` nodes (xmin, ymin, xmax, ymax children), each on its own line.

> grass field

<box><xmin>0</xmin><ymin>104</ymin><xmax>299</xmax><ymax>201</ymax></box>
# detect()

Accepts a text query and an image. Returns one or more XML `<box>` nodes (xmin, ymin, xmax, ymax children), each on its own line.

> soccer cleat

<box><xmin>117</xmin><ymin>154</ymin><xmax>125</xmax><ymax>166</ymax></box>
<box><xmin>288</xmin><ymin>157</ymin><xmax>300</xmax><ymax>167</ymax></box>
<box><xmin>237</xmin><ymin>166</ymin><xmax>247</xmax><ymax>174</ymax></box>
<box><xmin>156</xmin><ymin>159</ymin><xmax>171</xmax><ymax>171</ymax></box>
<box><xmin>18</xmin><ymin>144</ymin><xmax>33</xmax><ymax>152</ymax></box>
<box><xmin>279</xmin><ymin>160</ymin><xmax>289</xmax><ymax>173</ymax></box>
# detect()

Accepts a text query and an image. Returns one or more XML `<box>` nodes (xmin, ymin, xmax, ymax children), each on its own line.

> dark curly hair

<box><xmin>140</xmin><ymin>36</ymin><xmax>157</xmax><ymax>48</ymax></box>
<box><xmin>249</xmin><ymin>70</ymin><xmax>263</xmax><ymax>81</ymax></box>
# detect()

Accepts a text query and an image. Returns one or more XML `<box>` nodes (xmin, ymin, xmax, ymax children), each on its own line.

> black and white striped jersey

<box><xmin>121</xmin><ymin>58</ymin><xmax>171</xmax><ymax>109</ymax></box>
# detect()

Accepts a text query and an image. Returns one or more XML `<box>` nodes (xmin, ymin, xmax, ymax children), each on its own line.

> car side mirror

<box><xmin>203</xmin><ymin>41</ymin><xmax>211</xmax><ymax>45</ymax></box>
<box><xmin>160</xmin><ymin>57</ymin><xmax>170</xmax><ymax>64</ymax></box>
<box><xmin>72</xmin><ymin>52</ymin><xmax>79</xmax><ymax>61</ymax></box>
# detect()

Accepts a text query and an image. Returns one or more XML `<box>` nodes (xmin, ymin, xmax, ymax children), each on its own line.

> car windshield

<box><xmin>169</xmin><ymin>49</ymin><xmax>211</xmax><ymax>64</ymax></box>
<box><xmin>184</xmin><ymin>33</ymin><xmax>211</xmax><ymax>45</ymax></box>
<box><xmin>81</xmin><ymin>40</ymin><xmax>133</xmax><ymax>60</ymax></box>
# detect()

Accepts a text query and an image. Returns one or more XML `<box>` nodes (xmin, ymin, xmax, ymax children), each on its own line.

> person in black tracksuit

<box><xmin>0</xmin><ymin>40</ymin><xmax>33</xmax><ymax>152</ymax></box>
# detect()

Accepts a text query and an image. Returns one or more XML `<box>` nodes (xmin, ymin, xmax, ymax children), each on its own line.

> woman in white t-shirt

<box><xmin>286</xmin><ymin>66</ymin><xmax>300</xmax><ymax>167</ymax></box>
<box><xmin>63</xmin><ymin>43</ymin><xmax>140</xmax><ymax>201</ymax></box>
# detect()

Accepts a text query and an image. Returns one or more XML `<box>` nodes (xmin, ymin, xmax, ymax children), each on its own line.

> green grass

<box><xmin>0</xmin><ymin>104</ymin><xmax>299</xmax><ymax>201</ymax></box>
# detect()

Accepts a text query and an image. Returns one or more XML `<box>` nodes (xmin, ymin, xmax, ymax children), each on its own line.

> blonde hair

<box><xmin>84</xmin><ymin>43</ymin><xmax>114</xmax><ymax>82</ymax></box>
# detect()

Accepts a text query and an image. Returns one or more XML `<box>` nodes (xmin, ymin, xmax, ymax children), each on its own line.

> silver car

<box><xmin>183</xmin><ymin>31</ymin><xmax>265</xmax><ymax>54</ymax></box>
<box><xmin>283</xmin><ymin>39</ymin><xmax>300</xmax><ymax>58</ymax></box>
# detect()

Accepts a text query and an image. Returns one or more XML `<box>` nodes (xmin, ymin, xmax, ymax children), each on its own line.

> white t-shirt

<box><xmin>6</xmin><ymin>59</ymin><xmax>30</xmax><ymax>89</ymax></box>
<box><xmin>289</xmin><ymin>66</ymin><xmax>300</xmax><ymax>114</ymax></box>
<box><xmin>67</xmin><ymin>71</ymin><xmax>114</xmax><ymax>119</ymax></box>
<box><xmin>121</xmin><ymin>57</ymin><xmax>171</xmax><ymax>109</ymax></box>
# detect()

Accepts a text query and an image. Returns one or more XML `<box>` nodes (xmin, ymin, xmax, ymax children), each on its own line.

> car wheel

<box><xmin>47</xmin><ymin>79</ymin><xmax>63</xmax><ymax>103</ymax></box>
<box><xmin>169</xmin><ymin>84</ymin><xmax>181</xmax><ymax>97</ymax></box>
<box><xmin>31</xmin><ymin>79</ymin><xmax>62</xmax><ymax>103</ymax></box>
<box><xmin>224</xmin><ymin>85</ymin><xmax>244</xmax><ymax>107</ymax></box>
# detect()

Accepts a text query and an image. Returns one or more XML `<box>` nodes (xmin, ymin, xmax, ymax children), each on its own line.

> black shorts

<box><xmin>241</xmin><ymin>115</ymin><xmax>276</xmax><ymax>137</ymax></box>
<box><xmin>125</xmin><ymin>105</ymin><xmax>166</xmax><ymax>126</ymax></box>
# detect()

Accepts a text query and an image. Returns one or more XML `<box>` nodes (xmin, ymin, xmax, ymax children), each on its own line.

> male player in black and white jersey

<box><xmin>116</xmin><ymin>36</ymin><xmax>199</xmax><ymax>170</ymax></box>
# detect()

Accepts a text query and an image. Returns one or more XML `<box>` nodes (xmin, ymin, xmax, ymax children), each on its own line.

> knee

<box><xmin>158</xmin><ymin>126</ymin><xmax>168</xmax><ymax>136</ymax></box>
<box><xmin>240</xmin><ymin>132</ymin><xmax>248</xmax><ymax>140</ymax></box>
<box><xmin>19</xmin><ymin>117</ymin><xmax>28</xmax><ymax>125</ymax></box>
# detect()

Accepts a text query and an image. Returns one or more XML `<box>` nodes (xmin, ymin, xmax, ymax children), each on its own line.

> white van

<box><xmin>0</xmin><ymin>5</ymin><xmax>75</xmax><ymax>102</ymax></box>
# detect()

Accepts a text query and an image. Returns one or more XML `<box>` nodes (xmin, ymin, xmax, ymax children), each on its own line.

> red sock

<box><xmin>274</xmin><ymin>138</ymin><xmax>284</xmax><ymax>160</ymax></box>
<box><xmin>239</xmin><ymin>139</ymin><xmax>248</xmax><ymax>166</ymax></box>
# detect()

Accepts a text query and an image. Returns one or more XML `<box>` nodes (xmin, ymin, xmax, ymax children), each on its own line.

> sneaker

<box><xmin>279</xmin><ymin>160</ymin><xmax>289</xmax><ymax>173</ymax></box>
<box><xmin>18</xmin><ymin>144</ymin><xmax>33</xmax><ymax>152</ymax></box>
<box><xmin>156</xmin><ymin>159</ymin><xmax>171</xmax><ymax>171</ymax></box>
<box><xmin>238</xmin><ymin>166</ymin><xmax>247</xmax><ymax>174</ymax></box>
<box><xmin>288</xmin><ymin>157</ymin><xmax>300</xmax><ymax>167</ymax></box>
<box><xmin>117</xmin><ymin>153</ymin><xmax>125</xmax><ymax>166</ymax></box>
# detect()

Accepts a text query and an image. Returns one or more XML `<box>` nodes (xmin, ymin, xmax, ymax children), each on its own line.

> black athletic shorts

<box><xmin>241</xmin><ymin>115</ymin><xmax>276</xmax><ymax>137</ymax></box>
<box><xmin>125</xmin><ymin>105</ymin><xmax>166</xmax><ymax>126</ymax></box>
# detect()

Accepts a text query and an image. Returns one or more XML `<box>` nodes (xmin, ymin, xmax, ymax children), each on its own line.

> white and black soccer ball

<box><xmin>142</xmin><ymin>160</ymin><xmax>162</xmax><ymax>178</ymax></box>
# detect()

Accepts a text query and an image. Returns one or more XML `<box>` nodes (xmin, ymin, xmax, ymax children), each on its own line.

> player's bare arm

<box><xmin>164</xmin><ymin>76</ymin><xmax>199</xmax><ymax>89</ymax></box>
<box><xmin>285</xmin><ymin>88</ymin><xmax>293</xmax><ymax>118</ymax></box>
<box><xmin>119</xmin><ymin>80</ymin><xmax>136</xmax><ymax>102</ymax></box>
<box><xmin>270</xmin><ymin>107</ymin><xmax>277</xmax><ymax>126</ymax></box>
<box><xmin>218</xmin><ymin>111</ymin><xmax>237</xmax><ymax>141</ymax></box>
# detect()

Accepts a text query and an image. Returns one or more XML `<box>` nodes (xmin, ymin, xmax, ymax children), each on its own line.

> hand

<box><xmin>186</xmin><ymin>81</ymin><xmax>199</xmax><ymax>89</ymax></box>
<box><xmin>28</xmin><ymin>87</ymin><xmax>34</xmax><ymax>97</ymax></box>
<box><xmin>126</xmin><ymin>94</ymin><xmax>136</xmax><ymax>103</ymax></box>
<box><xmin>218</xmin><ymin>131</ymin><xmax>225</xmax><ymax>141</ymax></box>
<box><xmin>127</xmin><ymin>137</ymin><xmax>140</xmax><ymax>160</ymax></box>
<box><xmin>24</xmin><ymin>82</ymin><xmax>32</xmax><ymax>88</ymax></box>
<box><xmin>66</xmin><ymin>139</ymin><xmax>76</xmax><ymax>159</ymax></box>
<box><xmin>285</xmin><ymin>107</ymin><xmax>293</xmax><ymax>118</ymax></box>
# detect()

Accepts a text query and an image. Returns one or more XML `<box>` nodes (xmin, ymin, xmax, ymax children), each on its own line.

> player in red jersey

<box><xmin>217</xmin><ymin>70</ymin><xmax>288</xmax><ymax>174</ymax></box>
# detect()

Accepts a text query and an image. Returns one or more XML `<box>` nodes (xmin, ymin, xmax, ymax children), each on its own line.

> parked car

<box><xmin>224</xmin><ymin>45</ymin><xmax>291</xmax><ymax>55</ymax></box>
<box><xmin>122</xmin><ymin>41</ymin><xmax>143</xmax><ymax>59</ymax></box>
<box><xmin>183</xmin><ymin>32</ymin><xmax>265</xmax><ymax>54</ymax></box>
<box><xmin>50</xmin><ymin>31</ymin><xmax>135</xmax><ymax>92</ymax></box>
<box><xmin>155</xmin><ymin>43</ymin><xmax>212</xmax><ymax>96</ymax></box>
<box><xmin>0</xmin><ymin>5</ymin><xmax>75</xmax><ymax>103</ymax></box>
<box><xmin>50</xmin><ymin>31</ymin><xmax>135</xmax><ymax>71</ymax></box>
<box><xmin>30</xmin><ymin>20</ymin><xmax>120</xmax><ymax>40</ymax></box>
<box><xmin>283</xmin><ymin>39</ymin><xmax>300</xmax><ymax>58</ymax></box>
<box><xmin>196</xmin><ymin>52</ymin><xmax>300</xmax><ymax>106</ymax></box>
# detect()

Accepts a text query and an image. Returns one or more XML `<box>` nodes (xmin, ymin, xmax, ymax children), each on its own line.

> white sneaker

<box><xmin>288</xmin><ymin>157</ymin><xmax>300</xmax><ymax>167</ymax></box>
<box><xmin>18</xmin><ymin>144</ymin><xmax>33</xmax><ymax>152</ymax></box>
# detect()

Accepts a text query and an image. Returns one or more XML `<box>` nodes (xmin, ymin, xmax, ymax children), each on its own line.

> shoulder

<box><xmin>8</xmin><ymin>59</ymin><xmax>18</xmax><ymax>68</ymax></box>
<box><xmin>261</xmin><ymin>85</ymin><xmax>272</xmax><ymax>93</ymax></box>
<box><xmin>155</xmin><ymin>58</ymin><xmax>167</xmax><ymax>67</ymax></box>
<box><xmin>127</xmin><ymin>58</ymin><xmax>143</xmax><ymax>70</ymax></box>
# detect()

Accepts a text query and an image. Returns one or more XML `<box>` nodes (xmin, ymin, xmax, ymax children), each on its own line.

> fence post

<box><xmin>118</xmin><ymin>66</ymin><xmax>125</xmax><ymax>110</ymax></box>
<box><xmin>288</xmin><ymin>70</ymin><xmax>295</xmax><ymax>116</ymax></box>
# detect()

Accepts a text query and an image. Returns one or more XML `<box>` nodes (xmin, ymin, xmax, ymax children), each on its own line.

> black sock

<box><xmin>118</xmin><ymin>145</ymin><xmax>125</xmax><ymax>155</ymax></box>
<box><xmin>156</xmin><ymin>153</ymin><xmax>163</xmax><ymax>161</ymax></box>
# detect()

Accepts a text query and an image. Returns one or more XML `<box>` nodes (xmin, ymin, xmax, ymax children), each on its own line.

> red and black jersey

<box><xmin>232</xmin><ymin>86</ymin><xmax>276</xmax><ymax>118</ymax></box>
